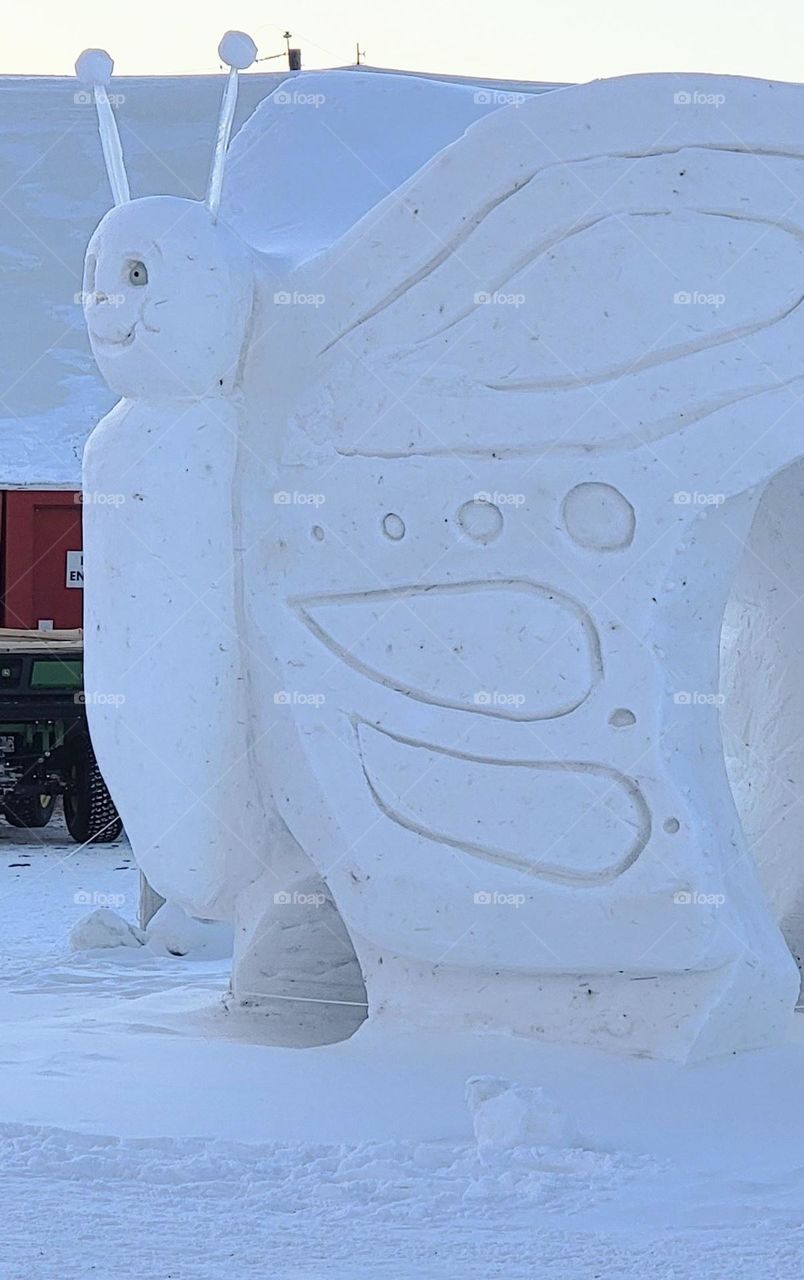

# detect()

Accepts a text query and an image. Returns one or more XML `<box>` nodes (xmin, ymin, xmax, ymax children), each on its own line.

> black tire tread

<box><xmin>4</xmin><ymin>793</ymin><xmax>55</xmax><ymax>829</ymax></box>
<box><xmin>64</xmin><ymin>735</ymin><xmax>123</xmax><ymax>844</ymax></box>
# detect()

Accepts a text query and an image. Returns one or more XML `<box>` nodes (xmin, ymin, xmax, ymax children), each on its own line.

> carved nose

<box><xmin>84</xmin><ymin>289</ymin><xmax>115</xmax><ymax>311</ymax></box>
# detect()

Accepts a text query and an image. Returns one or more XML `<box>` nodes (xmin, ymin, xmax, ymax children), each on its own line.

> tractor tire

<box><xmin>63</xmin><ymin>733</ymin><xmax>123</xmax><ymax>845</ymax></box>
<box><xmin>4</xmin><ymin>793</ymin><xmax>56</xmax><ymax>829</ymax></box>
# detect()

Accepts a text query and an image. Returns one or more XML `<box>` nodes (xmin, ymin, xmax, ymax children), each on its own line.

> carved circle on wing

<box><xmin>457</xmin><ymin>498</ymin><xmax>504</xmax><ymax>544</ymax></box>
<box><xmin>562</xmin><ymin>483</ymin><xmax>635</xmax><ymax>551</ymax></box>
<box><xmin>609</xmin><ymin>707</ymin><xmax>636</xmax><ymax>728</ymax></box>
<box><xmin>291</xmin><ymin>580</ymin><xmax>603</xmax><ymax>721</ymax></box>
<box><xmin>382</xmin><ymin>512</ymin><xmax>406</xmax><ymax>540</ymax></box>
<box><xmin>356</xmin><ymin>720</ymin><xmax>651</xmax><ymax>885</ymax></box>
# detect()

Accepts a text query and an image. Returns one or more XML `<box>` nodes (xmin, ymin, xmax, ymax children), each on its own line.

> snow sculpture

<box><xmin>77</xmin><ymin>38</ymin><xmax>266</xmax><ymax>915</ymax></box>
<box><xmin>78</xmin><ymin>46</ymin><xmax>804</xmax><ymax>1061</ymax></box>
<box><xmin>77</xmin><ymin>38</ymin><xmax>369</xmax><ymax>1044</ymax></box>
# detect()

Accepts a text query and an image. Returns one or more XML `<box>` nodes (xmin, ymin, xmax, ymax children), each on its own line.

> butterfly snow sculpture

<box><xmin>77</xmin><ymin>36</ymin><xmax>804</xmax><ymax>1061</ymax></box>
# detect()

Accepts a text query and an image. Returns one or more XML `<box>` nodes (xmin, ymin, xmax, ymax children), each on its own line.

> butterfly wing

<box><xmin>240</xmin><ymin>73</ymin><xmax>804</xmax><ymax>1017</ymax></box>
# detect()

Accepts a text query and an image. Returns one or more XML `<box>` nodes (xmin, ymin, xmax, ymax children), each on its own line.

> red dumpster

<box><xmin>1</xmin><ymin>491</ymin><xmax>83</xmax><ymax>630</ymax></box>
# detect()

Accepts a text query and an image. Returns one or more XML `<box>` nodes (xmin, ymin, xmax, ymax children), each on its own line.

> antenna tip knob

<box><xmin>75</xmin><ymin>48</ymin><xmax>114</xmax><ymax>85</ymax></box>
<box><xmin>218</xmin><ymin>30</ymin><xmax>257</xmax><ymax>71</ymax></box>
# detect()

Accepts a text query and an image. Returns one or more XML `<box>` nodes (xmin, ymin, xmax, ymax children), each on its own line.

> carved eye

<box><xmin>128</xmin><ymin>261</ymin><xmax>148</xmax><ymax>287</ymax></box>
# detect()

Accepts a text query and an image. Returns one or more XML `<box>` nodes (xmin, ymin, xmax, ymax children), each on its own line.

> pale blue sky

<box><xmin>8</xmin><ymin>0</ymin><xmax>804</xmax><ymax>82</ymax></box>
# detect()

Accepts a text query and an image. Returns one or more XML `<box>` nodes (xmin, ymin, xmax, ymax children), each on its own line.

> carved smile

<box><xmin>91</xmin><ymin>317</ymin><xmax>163</xmax><ymax>350</ymax></box>
<box><xmin>92</xmin><ymin>322</ymin><xmax>138</xmax><ymax>349</ymax></box>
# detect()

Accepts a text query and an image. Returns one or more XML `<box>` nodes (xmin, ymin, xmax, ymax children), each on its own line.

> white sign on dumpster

<box><xmin>65</xmin><ymin>550</ymin><xmax>83</xmax><ymax>588</ymax></box>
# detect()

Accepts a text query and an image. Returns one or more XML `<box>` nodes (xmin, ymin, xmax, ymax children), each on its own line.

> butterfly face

<box><xmin>83</xmin><ymin>195</ymin><xmax>255</xmax><ymax>399</ymax></box>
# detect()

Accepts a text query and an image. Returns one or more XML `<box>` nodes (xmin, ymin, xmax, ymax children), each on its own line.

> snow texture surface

<box><xmin>1</xmin><ymin>818</ymin><xmax>804</xmax><ymax>1276</ymax></box>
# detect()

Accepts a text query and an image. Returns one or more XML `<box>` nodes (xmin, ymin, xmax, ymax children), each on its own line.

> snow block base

<box><xmin>357</xmin><ymin>945</ymin><xmax>795</xmax><ymax>1064</ymax></box>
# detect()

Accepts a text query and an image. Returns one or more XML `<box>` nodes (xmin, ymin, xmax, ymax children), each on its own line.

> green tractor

<box><xmin>0</xmin><ymin>629</ymin><xmax>122</xmax><ymax>843</ymax></box>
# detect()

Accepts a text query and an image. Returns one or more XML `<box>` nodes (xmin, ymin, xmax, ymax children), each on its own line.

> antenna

<box><xmin>75</xmin><ymin>48</ymin><xmax>130</xmax><ymax>206</ymax></box>
<box><xmin>255</xmin><ymin>33</ymin><xmax>302</xmax><ymax>70</ymax></box>
<box><xmin>206</xmin><ymin>30</ymin><xmax>257</xmax><ymax>222</ymax></box>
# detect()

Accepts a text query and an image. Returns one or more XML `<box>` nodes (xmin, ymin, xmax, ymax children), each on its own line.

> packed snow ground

<box><xmin>2</xmin><ymin>816</ymin><xmax>804</xmax><ymax>1277</ymax></box>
